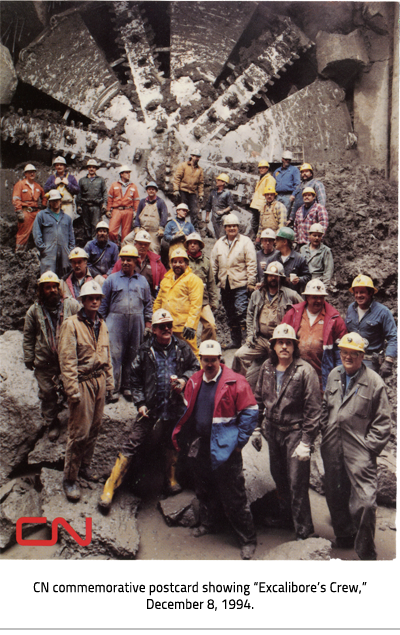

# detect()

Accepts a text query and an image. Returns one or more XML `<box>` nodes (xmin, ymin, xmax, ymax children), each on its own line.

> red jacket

<box><xmin>172</xmin><ymin>364</ymin><xmax>258</xmax><ymax>470</ymax></box>
<box><xmin>12</xmin><ymin>178</ymin><xmax>46</xmax><ymax>211</ymax></box>
<box><xmin>107</xmin><ymin>181</ymin><xmax>140</xmax><ymax>212</ymax></box>
<box><xmin>282</xmin><ymin>300</ymin><xmax>347</xmax><ymax>390</ymax></box>
<box><xmin>112</xmin><ymin>250</ymin><xmax>166</xmax><ymax>295</ymax></box>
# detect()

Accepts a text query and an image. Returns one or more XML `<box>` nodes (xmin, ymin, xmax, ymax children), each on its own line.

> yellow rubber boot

<box><xmin>165</xmin><ymin>449</ymin><xmax>182</xmax><ymax>495</ymax></box>
<box><xmin>99</xmin><ymin>453</ymin><xmax>130</xmax><ymax>510</ymax></box>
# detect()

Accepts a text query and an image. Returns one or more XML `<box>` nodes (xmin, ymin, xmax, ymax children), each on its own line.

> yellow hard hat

<box><xmin>338</xmin><ymin>332</ymin><xmax>367</xmax><ymax>353</ymax></box>
<box><xmin>170</xmin><ymin>247</ymin><xmax>189</xmax><ymax>261</ymax></box>
<box><xmin>38</xmin><ymin>271</ymin><xmax>60</xmax><ymax>285</ymax></box>
<box><xmin>258</xmin><ymin>160</ymin><xmax>270</xmax><ymax>168</ymax></box>
<box><xmin>119</xmin><ymin>245</ymin><xmax>139</xmax><ymax>258</ymax></box>
<box><xmin>349</xmin><ymin>275</ymin><xmax>378</xmax><ymax>294</ymax></box>
<box><xmin>302</xmin><ymin>187</ymin><xmax>316</xmax><ymax>196</ymax></box>
<box><xmin>263</xmin><ymin>185</ymin><xmax>277</xmax><ymax>196</ymax></box>
<box><xmin>300</xmin><ymin>163</ymin><xmax>313</xmax><ymax>172</ymax></box>
<box><xmin>69</xmin><ymin>247</ymin><xmax>88</xmax><ymax>260</ymax></box>
<box><xmin>216</xmin><ymin>173</ymin><xmax>229</xmax><ymax>184</ymax></box>
<box><xmin>270</xmin><ymin>324</ymin><xmax>298</xmax><ymax>342</ymax></box>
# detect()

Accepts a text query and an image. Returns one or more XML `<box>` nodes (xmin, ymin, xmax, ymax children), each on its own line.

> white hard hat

<box><xmin>264</xmin><ymin>261</ymin><xmax>285</xmax><ymax>277</ymax></box>
<box><xmin>176</xmin><ymin>203</ymin><xmax>189</xmax><ymax>212</ymax></box>
<box><xmin>190</xmin><ymin>147</ymin><xmax>201</xmax><ymax>157</ymax></box>
<box><xmin>118</xmin><ymin>164</ymin><xmax>131</xmax><ymax>173</ymax></box>
<box><xmin>135</xmin><ymin>230</ymin><xmax>152</xmax><ymax>243</ymax></box>
<box><xmin>199</xmin><ymin>340</ymin><xmax>222</xmax><ymax>356</ymax></box>
<box><xmin>96</xmin><ymin>221</ymin><xmax>109</xmax><ymax>231</ymax></box>
<box><xmin>185</xmin><ymin>232</ymin><xmax>205</xmax><ymax>250</ymax></box>
<box><xmin>69</xmin><ymin>247</ymin><xmax>89</xmax><ymax>260</ymax></box>
<box><xmin>53</xmin><ymin>156</ymin><xmax>66</xmax><ymax>165</ymax></box>
<box><xmin>24</xmin><ymin>164</ymin><xmax>37</xmax><ymax>172</ymax></box>
<box><xmin>271</xmin><ymin>324</ymin><xmax>298</xmax><ymax>342</ymax></box>
<box><xmin>87</xmin><ymin>159</ymin><xmax>99</xmax><ymax>167</ymax></box>
<box><xmin>282</xmin><ymin>151</ymin><xmax>293</xmax><ymax>160</ymax></box>
<box><xmin>309</xmin><ymin>223</ymin><xmax>325</xmax><ymax>234</ymax></box>
<box><xmin>79</xmin><ymin>280</ymin><xmax>104</xmax><ymax>298</ymax></box>
<box><xmin>223</xmin><ymin>213</ymin><xmax>239</xmax><ymax>226</ymax></box>
<box><xmin>152</xmin><ymin>309</ymin><xmax>173</xmax><ymax>326</ymax></box>
<box><xmin>302</xmin><ymin>279</ymin><xmax>328</xmax><ymax>296</ymax></box>
<box><xmin>47</xmin><ymin>189</ymin><xmax>62</xmax><ymax>201</ymax></box>
<box><xmin>260</xmin><ymin>228</ymin><xmax>276</xmax><ymax>240</ymax></box>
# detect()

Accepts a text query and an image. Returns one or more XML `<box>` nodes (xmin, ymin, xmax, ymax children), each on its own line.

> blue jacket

<box><xmin>134</xmin><ymin>196</ymin><xmax>169</xmax><ymax>228</ymax></box>
<box><xmin>32</xmin><ymin>208</ymin><xmax>75</xmax><ymax>277</ymax></box>
<box><xmin>172</xmin><ymin>365</ymin><xmax>258</xmax><ymax>470</ymax></box>
<box><xmin>265</xmin><ymin>250</ymin><xmax>311</xmax><ymax>291</ymax></box>
<box><xmin>164</xmin><ymin>217</ymin><xmax>195</xmax><ymax>243</ymax></box>
<box><xmin>99</xmin><ymin>271</ymin><xmax>153</xmax><ymax>322</ymax></box>
<box><xmin>44</xmin><ymin>173</ymin><xmax>80</xmax><ymax>196</ymax></box>
<box><xmin>345</xmin><ymin>300</ymin><xmax>397</xmax><ymax>358</ymax></box>
<box><xmin>272</xmin><ymin>164</ymin><xmax>301</xmax><ymax>194</ymax></box>
<box><xmin>84</xmin><ymin>239</ymin><xmax>120</xmax><ymax>277</ymax></box>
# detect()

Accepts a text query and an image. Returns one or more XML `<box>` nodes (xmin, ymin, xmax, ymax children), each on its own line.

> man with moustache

<box><xmin>99</xmin><ymin>245</ymin><xmax>153</xmax><ymax>401</ymax></box>
<box><xmin>12</xmin><ymin>163</ymin><xmax>46</xmax><ymax>252</ymax></box>
<box><xmin>59</xmin><ymin>280</ymin><xmax>114</xmax><ymax>501</ymax></box>
<box><xmin>23</xmin><ymin>271</ymin><xmax>80</xmax><ymax>442</ymax></box>
<box><xmin>256</xmin><ymin>228</ymin><xmax>279</xmax><ymax>282</ymax></box>
<box><xmin>300</xmin><ymin>223</ymin><xmax>334</xmax><ymax>287</ymax></box>
<box><xmin>77</xmin><ymin>159</ymin><xmax>108</xmax><ymax>241</ymax></box>
<box><xmin>107</xmin><ymin>165</ymin><xmax>140</xmax><ymax>243</ymax></box>
<box><xmin>113</xmin><ymin>229</ymin><xmax>166</xmax><ymax>298</ymax></box>
<box><xmin>288</xmin><ymin>163</ymin><xmax>326</xmax><ymax>224</ymax></box>
<box><xmin>84</xmin><ymin>221</ymin><xmax>119</xmax><ymax>282</ymax></box>
<box><xmin>153</xmin><ymin>247</ymin><xmax>203</xmax><ymax>359</ymax></box>
<box><xmin>61</xmin><ymin>247</ymin><xmax>104</xmax><ymax>301</ymax></box>
<box><xmin>44</xmin><ymin>156</ymin><xmax>80</xmax><ymax>220</ymax></box>
<box><xmin>232</xmin><ymin>261</ymin><xmax>302</xmax><ymax>389</ymax></box>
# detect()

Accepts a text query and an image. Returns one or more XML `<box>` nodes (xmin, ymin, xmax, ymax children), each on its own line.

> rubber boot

<box><xmin>230</xmin><ymin>326</ymin><xmax>242</xmax><ymax>349</ymax></box>
<box><xmin>165</xmin><ymin>449</ymin><xmax>182</xmax><ymax>496</ymax></box>
<box><xmin>98</xmin><ymin>453</ymin><xmax>130</xmax><ymax>511</ymax></box>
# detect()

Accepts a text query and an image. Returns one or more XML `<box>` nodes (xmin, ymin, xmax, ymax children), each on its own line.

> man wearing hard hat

<box><xmin>107</xmin><ymin>165</ymin><xmax>140</xmax><ymax>243</ymax></box>
<box><xmin>345</xmin><ymin>274</ymin><xmax>397</xmax><ymax>377</ymax></box>
<box><xmin>44</xmin><ymin>156</ymin><xmax>80</xmax><ymax>220</ymax></box>
<box><xmin>272</xmin><ymin>150</ymin><xmax>300</xmax><ymax>212</ymax></box>
<box><xmin>133</xmin><ymin>181</ymin><xmax>168</xmax><ymax>254</ymax></box>
<box><xmin>77</xmin><ymin>159</ymin><xmax>107</xmax><ymax>241</ymax></box>
<box><xmin>255</xmin><ymin>324</ymin><xmax>321</xmax><ymax>540</ymax></box>
<box><xmin>293</xmin><ymin>187</ymin><xmax>328</xmax><ymax>248</ymax></box>
<box><xmin>300</xmin><ymin>223</ymin><xmax>334</xmax><ymax>287</ymax></box>
<box><xmin>23</xmin><ymin>271</ymin><xmax>81</xmax><ymax>442</ymax></box>
<box><xmin>60</xmin><ymin>247</ymin><xmax>104</xmax><ymax>300</ymax></box>
<box><xmin>12</xmin><ymin>163</ymin><xmax>46</xmax><ymax>252</ymax></box>
<box><xmin>288</xmin><ymin>162</ymin><xmax>326</xmax><ymax>225</ymax></box>
<box><xmin>172</xmin><ymin>148</ymin><xmax>204</xmax><ymax>231</ymax></box>
<box><xmin>321</xmin><ymin>332</ymin><xmax>391</xmax><ymax>560</ymax></box>
<box><xmin>84</xmin><ymin>221</ymin><xmax>119</xmax><ymax>281</ymax></box>
<box><xmin>249</xmin><ymin>160</ymin><xmax>276</xmax><ymax>238</ymax></box>
<box><xmin>59</xmin><ymin>280</ymin><xmax>114</xmax><ymax>502</ymax></box>
<box><xmin>204</xmin><ymin>173</ymin><xmax>234</xmax><ymax>239</ymax></box>
<box><xmin>32</xmin><ymin>189</ymin><xmax>75</xmax><ymax>277</ymax></box>
<box><xmin>256</xmin><ymin>185</ymin><xmax>287</xmax><ymax>242</ymax></box>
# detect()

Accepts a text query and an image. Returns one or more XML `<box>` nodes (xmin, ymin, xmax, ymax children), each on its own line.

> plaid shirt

<box><xmin>294</xmin><ymin>201</ymin><xmax>329</xmax><ymax>245</ymax></box>
<box><xmin>290</xmin><ymin>178</ymin><xmax>326</xmax><ymax>221</ymax></box>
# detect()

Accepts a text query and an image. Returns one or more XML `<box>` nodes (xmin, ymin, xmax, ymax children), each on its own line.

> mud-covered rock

<box><xmin>263</xmin><ymin>537</ymin><xmax>332</xmax><ymax>560</ymax></box>
<box><xmin>0</xmin><ymin>331</ymin><xmax>46</xmax><ymax>486</ymax></box>
<box><xmin>40</xmin><ymin>468</ymin><xmax>140</xmax><ymax>559</ymax></box>
<box><xmin>0</xmin><ymin>249</ymin><xmax>40</xmax><ymax>333</ymax></box>
<box><xmin>309</xmin><ymin>439</ymin><xmax>325</xmax><ymax>495</ymax></box>
<box><xmin>157</xmin><ymin>491</ymin><xmax>199</xmax><ymax>527</ymax></box>
<box><xmin>0</xmin><ymin>476</ymin><xmax>41</xmax><ymax>549</ymax></box>
<box><xmin>242</xmin><ymin>438</ymin><xmax>276</xmax><ymax>505</ymax></box>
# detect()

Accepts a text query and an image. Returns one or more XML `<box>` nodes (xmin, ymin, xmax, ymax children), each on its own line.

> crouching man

<box><xmin>172</xmin><ymin>340</ymin><xmax>258</xmax><ymax>560</ymax></box>
<box><xmin>59</xmin><ymin>280</ymin><xmax>114</xmax><ymax>501</ymax></box>
<box><xmin>321</xmin><ymin>333</ymin><xmax>391</xmax><ymax>560</ymax></box>
<box><xmin>99</xmin><ymin>309</ymin><xmax>199</xmax><ymax>510</ymax></box>
<box><xmin>255</xmin><ymin>324</ymin><xmax>321</xmax><ymax>539</ymax></box>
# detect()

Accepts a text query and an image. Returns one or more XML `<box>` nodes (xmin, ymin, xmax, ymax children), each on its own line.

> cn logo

<box><xmin>16</xmin><ymin>517</ymin><xmax>92</xmax><ymax>546</ymax></box>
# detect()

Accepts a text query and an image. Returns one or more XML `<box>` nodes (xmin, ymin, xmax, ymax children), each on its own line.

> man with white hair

<box><xmin>211</xmin><ymin>213</ymin><xmax>257</xmax><ymax>349</ymax></box>
<box><xmin>12</xmin><ymin>163</ymin><xmax>46</xmax><ymax>251</ymax></box>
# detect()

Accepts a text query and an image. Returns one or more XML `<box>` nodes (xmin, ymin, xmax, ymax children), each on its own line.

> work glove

<box><xmin>144</xmin><ymin>326</ymin><xmax>153</xmax><ymax>340</ymax></box>
<box><xmin>17</xmin><ymin>211</ymin><xmax>25</xmax><ymax>222</ymax></box>
<box><xmin>55</xmin><ymin>177</ymin><xmax>61</xmax><ymax>185</ymax></box>
<box><xmin>251</xmin><ymin>428</ymin><xmax>262</xmax><ymax>452</ymax></box>
<box><xmin>198</xmin><ymin>196</ymin><xmax>204</xmax><ymax>204</ymax></box>
<box><xmin>105</xmin><ymin>209</ymin><xmax>112</xmax><ymax>219</ymax></box>
<box><xmin>380</xmin><ymin>360</ymin><xmax>393</xmax><ymax>378</ymax></box>
<box><xmin>69</xmin><ymin>392</ymin><xmax>81</xmax><ymax>404</ymax></box>
<box><xmin>25</xmin><ymin>361</ymin><xmax>34</xmax><ymax>371</ymax></box>
<box><xmin>156</xmin><ymin>227</ymin><xmax>164</xmax><ymax>238</ymax></box>
<box><xmin>291</xmin><ymin>441</ymin><xmax>311</xmax><ymax>461</ymax></box>
<box><xmin>182</xmin><ymin>326</ymin><xmax>196</xmax><ymax>341</ymax></box>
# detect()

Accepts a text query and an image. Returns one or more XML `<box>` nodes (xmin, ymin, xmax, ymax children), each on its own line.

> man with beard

<box><xmin>153</xmin><ymin>247</ymin><xmax>203</xmax><ymax>359</ymax></box>
<box><xmin>293</xmin><ymin>188</ymin><xmax>329</xmax><ymax>249</ymax></box>
<box><xmin>23</xmin><ymin>271</ymin><xmax>80</xmax><ymax>441</ymax></box>
<box><xmin>84</xmin><ymin>221</ymin><xmax>119</xmax><ymax>283</ymax></box>
<box><xmin>232</xmin><ymin>261</ymin><xmax>302</xmax><ymax>390</ymax></box>
<box><xmin>61</xmin><ymin>247</ymin><xmax>104</xmax><ymax>301</ymax></box>
<box><xmin>77</xmin><ymin>159</ymin><xmax>108</xmax><ymax>241</ymax></box>
<box><xmin>288</xmin><ymin>163</ymin><xmax>326</xmax><ymax>224</ymax></box>
<box><xmin>99</xmin><ymin>245</ymin><xmax>153</xmax><ymax>402</ymax></box>
<box><xmin>133</xmin><ymin>181</ymin><xmax>168</xmax><ymax>254</ymax></box>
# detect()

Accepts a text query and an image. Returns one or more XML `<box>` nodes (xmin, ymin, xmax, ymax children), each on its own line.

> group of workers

<box><xmin>19</xmin><ymin>148</ymin><xmax>396</xmax><ymax>561</ymax></box>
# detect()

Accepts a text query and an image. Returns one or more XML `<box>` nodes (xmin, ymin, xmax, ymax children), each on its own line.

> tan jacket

<box><xmin>153</xmin><ymin>266</ymin><xmax>203</xmax><ymax>332</ymax></box>
<box><xmin>173</xmin><ymin>161</ymin><xmax>204</xmax><ymax>197</ymax></box>
<box><xmin>58</xmin><ymin>310</ymin><xmax>114</xmax><ymax>397</ymax></box>
<box><xmin>211</xmin><ymin>233</ymin><xmax>257</xmax><ymax>290</ymax></box>
<box><xmin>250</xmin><ymin>173</ymin><xmax>276</xmax><ymax>212</ymax></box>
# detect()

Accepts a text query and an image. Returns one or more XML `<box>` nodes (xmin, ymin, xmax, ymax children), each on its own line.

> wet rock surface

<box><xmin>158</xmin><ymin>491</ymin><xmax>199</xmax><ymax>528</ymax></box>
<box><xmin>263</xmin><ymin>537</ymin><xmax>332</xmax><ymax>560</ymax></box>
<box><xmin>0</xmin><ymin>476</ymin><xmax>41</xmax><ymax>550</ymax></box>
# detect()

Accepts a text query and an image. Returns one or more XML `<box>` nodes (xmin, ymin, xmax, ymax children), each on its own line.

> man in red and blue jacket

<box><xmin>172</xmin><ymin>340</ymin><xmax>258</xmax><ymax>559</ymax></box>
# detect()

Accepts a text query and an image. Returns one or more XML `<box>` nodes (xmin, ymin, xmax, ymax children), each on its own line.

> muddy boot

<box><xmin>63</xmin><ymin>478</ymin><xmax>81</xmax><ymax>502</ymax></box>
<box><xmin>99</xmin><ymin>453</ymin><xmax>130</xmax><ymax>511</ymax></box>
<box><xmin>231</xmin><ymin>326</ymin><xmax>242</xmax><ymax>349</ymax></box>
<box><xmin>48</xmin><ymin>417</ymin><xmax>60</xmax><ymax>442</ymax></box>
<box><xmin>164</xmin><ymin>449</ymin><xmax>182</xmax><ymax>496</ymax></box>
<box><xmin>240</xmin><ymin>543</ymin><xmax>256</xmax><ymax>560</ymax></box>
<box><xmin>79</xmin><ymin>465</ymin><xmax>99</xmax><ymax>482</ymax></box>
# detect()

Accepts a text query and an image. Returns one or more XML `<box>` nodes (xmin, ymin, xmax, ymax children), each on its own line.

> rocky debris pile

<box><xmin>0</xmin><ymin>476</ymin><xmax>41</xmax><ymax>550</ymax></box>
<box><xmin>0</xmin><ymin>249</ymin><xmax>40</xmax><ymax>334</ymax></box>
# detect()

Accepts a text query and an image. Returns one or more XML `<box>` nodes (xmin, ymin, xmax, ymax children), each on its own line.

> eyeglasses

<box><xmin>340</xmin><ymin>350</ymin><xmax>361</xmax><ymax>360</ymax></box>
<box><xmin>156</xmin><ymin>323</ymin><xmax>173</xmax><ymax>331</ymax></box>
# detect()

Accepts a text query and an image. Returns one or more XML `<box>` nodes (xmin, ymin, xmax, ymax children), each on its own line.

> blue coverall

<box><xmin>32</xmin><ymin>208</ymin><xmax>75</xmax><ymax>277</ymax></box>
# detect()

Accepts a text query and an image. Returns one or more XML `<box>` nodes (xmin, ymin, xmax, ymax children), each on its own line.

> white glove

<box><xmin>251</xmin><ymin>428</ymin><xmax>262</xmax><ymax>452</ymax></box>
<box><xmin>291</xmin><ymin>441</ymin><xmax>311</xmax><ymax>461</ymax></box>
